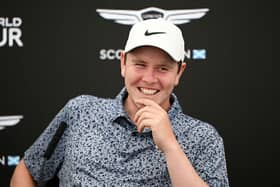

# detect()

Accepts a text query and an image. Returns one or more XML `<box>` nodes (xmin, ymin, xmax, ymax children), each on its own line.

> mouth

<box><xmin>138</xmin><ymin>87</ymin><xmax>159</xmax><ymax>95</ymax></box>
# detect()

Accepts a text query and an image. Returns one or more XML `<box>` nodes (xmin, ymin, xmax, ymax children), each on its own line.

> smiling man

<box><xmin>10</xmin><ymin>19</ymin><xmax>229</xmax><ymax>187</ymax></box>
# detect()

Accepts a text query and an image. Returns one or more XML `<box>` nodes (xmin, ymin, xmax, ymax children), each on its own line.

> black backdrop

<box><xmin>0</xmin><ymin>0</ymin><xmax>277</xmax><ymax>186</ymax></box>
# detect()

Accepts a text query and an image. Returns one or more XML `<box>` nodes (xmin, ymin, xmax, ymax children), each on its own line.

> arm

<box><xmin>10</xmin><ymin>159</ymin><xmax>36</xmax><ymax>187</ymax></box>
<box><xmin>164</xmin><ymin>142</ymin><xmax>208</xmax><ymax>187</ymax></box>
<box><xmin>134</xmin><ymin>99</ymin><xmax>208</xmax><ymax>187</ymax></box>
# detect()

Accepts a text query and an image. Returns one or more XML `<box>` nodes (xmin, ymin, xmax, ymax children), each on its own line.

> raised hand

<box><xmin>133</xmin><ymin>98</ymin><xmax>178</xmax><ymax>153</ymax></box>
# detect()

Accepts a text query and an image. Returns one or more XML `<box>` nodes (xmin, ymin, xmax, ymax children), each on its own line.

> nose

<box><xmin>142</xmin><ymin>68</ymin><xmax>158</xmax><ymax>84</ymax></box>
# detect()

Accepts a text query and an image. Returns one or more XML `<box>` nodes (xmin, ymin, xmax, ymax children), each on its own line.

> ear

<box><xmin>174</xmin><ymin>62</ymin><xmax>186</xmax><ymax>86</ymax></box>
<box><xmin>120</xmin><ymin>51</ymin><xmax>126</xmax><ymax>78</ymax></box>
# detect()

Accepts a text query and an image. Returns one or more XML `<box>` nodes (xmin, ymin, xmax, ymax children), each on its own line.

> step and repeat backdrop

<box><xmin>0</xmin><ymin>1</ymin><xmax>275</xmax><ymax>186</ymax></box>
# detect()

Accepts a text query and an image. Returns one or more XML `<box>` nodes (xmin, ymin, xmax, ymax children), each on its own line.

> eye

<box><xmin>135</xmin><ymin>63</ymin><xmax>146</xmax><ymax>68</ymax></box>
<box><xmin>159</xmin><ymin>66</ymin><xmax>169</xmax><ymax>72</ymax></box>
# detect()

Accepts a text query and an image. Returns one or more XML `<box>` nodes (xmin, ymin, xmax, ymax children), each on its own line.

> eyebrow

<box><xmin>127</xmin><ymin>52</ymin><xmax>177</xmax><ymax>67</ymax></box>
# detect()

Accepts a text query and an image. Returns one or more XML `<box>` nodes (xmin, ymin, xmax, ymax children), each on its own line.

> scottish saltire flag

<box><xmin>7</xmin><ymin>155</ymin><xmax>20</xmax><ymax>166</ymax></box>
<box><xmin>193</xmin><ymin>49</ymin><xmax>206</xmax><ymax>59</ymax></box>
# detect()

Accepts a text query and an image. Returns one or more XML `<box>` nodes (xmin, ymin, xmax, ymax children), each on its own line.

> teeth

<box><xmin>140</xmin><ymin>88</ymin><xmax>158</xmax><ymax>95</ymax></box>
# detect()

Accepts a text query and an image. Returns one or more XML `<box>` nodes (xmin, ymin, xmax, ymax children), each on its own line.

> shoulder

<box><xmin>170</xmin><ymin>95</ymin><xmax>222</xmax><ymax>140</ymax></box>
<box><xmin>65</xmin><ymin>95</ymin><xmax>115</xmax><ymax>110</ymax></box>
<box><xmin>174</xmin><ymin>113</ymin><xmax>226</xmax><ymax>163</ymax></box>
<box><xmin>60</xmin><ymin>95</ymin><xmax>119</xmax><ymax>128</ymax></box>
<box><xmin>174</xmin><ymin>113</ymin><xmax>223</xmax><ymax>145</ymax></box>
<box><xmin>61</xmin><ymin>95</ymin><xmax>118</xmax><ymax>121</ymax></box>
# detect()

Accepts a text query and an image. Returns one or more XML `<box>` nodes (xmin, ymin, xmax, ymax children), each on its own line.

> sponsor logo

<box><xmin>0</xmin><ymin>155</ymin><xmax>21</xmax><ymax>166</ymax></box>
<box><xmin>144</xmin><ymin>30</ymin><xmax>166</xmax><ymax>36</ymax></box>
<box><xmin>96</xmin><ymin>7</ymin><xmax>209</xmax><ymax>25</ymax></box>
<box><xmin>0</xmin><ymin>17</ymin><xmax>23</xmax><ymax>47</ymax></box>
<box><xmin>0</xmin><ymin>115</ymin><xmax>23</xmax><ymax>131</ymax></box>
<box><xmin>100</xmin><ymin>48</ymin><xmax>207</xmax><ymax>61</ymax></box>
<box><xmin>99</xmin><ymin>49</ymin><xmax>123</xmax><ymax>60</ymax></box>
<box><xmin>96</xmin><ymin>7</ymin><xmax>209</xmax><ymax>61</ymax></box>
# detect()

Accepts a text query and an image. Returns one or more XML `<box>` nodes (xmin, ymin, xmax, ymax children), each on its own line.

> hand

<box><xmin>133</xmin><ymin>98</ymin><xmax>178</xmax><ymax>153</ymax></box>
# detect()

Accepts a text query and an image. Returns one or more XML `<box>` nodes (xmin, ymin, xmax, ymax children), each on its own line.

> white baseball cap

<box><xmin>124</xmin><ymin>18</ymin><xmax>185</xmax><ymax>62</ymax></box>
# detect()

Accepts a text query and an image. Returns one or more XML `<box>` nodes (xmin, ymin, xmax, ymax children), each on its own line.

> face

<box><xmin>120</xmin><ymin>46</ymin><xmax>186</xmax><ymax>115</ymax></box>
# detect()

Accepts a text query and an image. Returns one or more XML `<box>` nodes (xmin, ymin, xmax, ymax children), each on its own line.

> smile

<box><xmin>138</xmin><ymin>87</ymin><xmax>159</xmax><ymax>95</ymax></box>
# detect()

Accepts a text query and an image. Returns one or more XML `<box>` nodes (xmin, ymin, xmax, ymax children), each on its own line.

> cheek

<box><xmin>160</xmin><ymin>75</ymin><xmax>178</xmax><ymax>88</ymax></box>
<box><xmin>124</xmin><ymin>69</ymin><xmax>141</xmax><ymax>84</ymax></box>
<box><xmin>172</xmin><ymin>73</ymin><xmax>182</xmax><ymax>86</ymax></box>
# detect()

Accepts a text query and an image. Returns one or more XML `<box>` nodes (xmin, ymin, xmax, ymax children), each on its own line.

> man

<box><xmin>10</xmin><ymin>19</ymin><xmax>229</xmax><ymax>186</ymax></box>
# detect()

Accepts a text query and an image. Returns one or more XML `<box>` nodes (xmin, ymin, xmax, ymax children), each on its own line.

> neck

<box><xmin>123</xmin><ymin>96</ymin><xmax>138</xmax><ymax>121</ymax></box>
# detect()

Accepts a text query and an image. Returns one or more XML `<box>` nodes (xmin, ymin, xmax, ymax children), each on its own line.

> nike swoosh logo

<box><xmin>144</xmin><ymin>30</ymin><xmax>166</xmax><ymax>36</ymax></box>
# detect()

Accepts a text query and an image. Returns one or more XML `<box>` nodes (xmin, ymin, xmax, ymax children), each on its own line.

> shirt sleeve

<box><xmin>23</xmin><ymin>100</ymin><xmax>71</xmax><ymax>182</ymax></box>
<box><xmin>192</xmin><ymin>123</ymin><xmax>230</xmax><ymax>187</ymax></box>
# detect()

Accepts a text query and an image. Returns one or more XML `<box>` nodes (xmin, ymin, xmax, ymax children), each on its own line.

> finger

<box><xmin>135</xmin><ymin>98</ymin><xmax>162</xmax><ymax>109</ymax></box>
<box><xmin>135</xmin><ymin>111</ymin><xmax>155</xmax><ymax>125</ymax></box>
<box><xmin>137</xmin><ymin>119</ymin><xmax>152</xmax><ymax>133</ymax></box>
<box><xmin>134</xmin><ymin>105</ymin><xmax>158</xmax><ymax>123</ymax></box>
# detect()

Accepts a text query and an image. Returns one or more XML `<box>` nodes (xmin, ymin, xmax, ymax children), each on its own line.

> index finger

<box><xmin>135</xmin><ymin>98</ymin><xmax>158</xmax><ymax>107</ymax></box>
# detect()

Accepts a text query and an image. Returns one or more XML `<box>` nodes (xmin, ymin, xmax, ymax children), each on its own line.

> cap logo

<box><xmin>144</xmin><ymin>30</ymin><xmax>166</xmax><ymax>36</ymax></box>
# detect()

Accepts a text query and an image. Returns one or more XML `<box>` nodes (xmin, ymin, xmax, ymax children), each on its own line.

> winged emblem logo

<box><xmin>0</xmin><ymin>115</ymin><xmax>23</xmax><ymax>130</ymax></box>
<box><xmin>96</xmin><ymin>7</ymin><xmax>209</xmax><ymax>25</ymax></box>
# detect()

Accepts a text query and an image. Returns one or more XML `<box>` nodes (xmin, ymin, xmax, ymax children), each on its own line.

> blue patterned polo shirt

<box><xmin>24</xmin><ymin>88</ymin><xmax>229</xmax><ymax>186</ymax></box>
